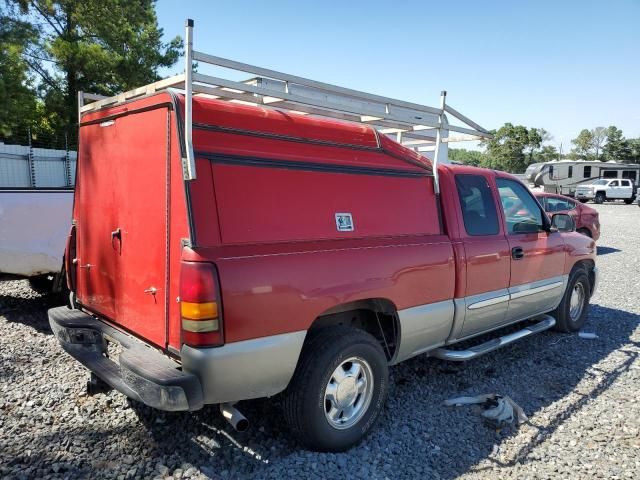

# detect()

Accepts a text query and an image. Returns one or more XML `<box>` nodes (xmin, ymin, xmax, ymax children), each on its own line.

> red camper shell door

<box><xmin>75</xmin><ymin>107</ymin><xmax>169</xmax><ymax>347</ymax></box>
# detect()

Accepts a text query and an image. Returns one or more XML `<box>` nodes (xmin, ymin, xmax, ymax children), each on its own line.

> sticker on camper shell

<box><xmin>335</xmin><ymin>213</ymin><xmax>354</xmax><ymax>232</ymax></box>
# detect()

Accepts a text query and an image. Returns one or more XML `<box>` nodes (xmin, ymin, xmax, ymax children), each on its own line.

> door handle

<box><xmin>512</xmin><ymin>247</ymin><xmax>525</xmax><ymax>260</ymax></box>
<box><xmin>111</xmin><ymin>228</ymin><xmax>121</xmax><ymax>240</ymax></box>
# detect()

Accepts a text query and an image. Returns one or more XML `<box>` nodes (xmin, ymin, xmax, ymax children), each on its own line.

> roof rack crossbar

<box><xmin>77</xmin><ymin>19</ymin><xmax>494</xmax><ymax>188</ymax></box>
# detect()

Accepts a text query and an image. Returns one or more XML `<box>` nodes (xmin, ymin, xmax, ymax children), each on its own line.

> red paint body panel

<box><xmin>210</xmin><ymin>164</ymin><xmax>438</xmax><ymax>245</ymax></box>
<box><xmin>185</xmin><ymin>236</ymin><xmax>455</xmax><ymax>342</ymax></box>
<box><xmin>75</xmin><ymin>106</ymin><xmax>169</xmax><ymax>346</ymax></box>
<box><xmin>71</xmin><ymin>92</ymin><xmax>596</xmax><ymax>355</ymax></box>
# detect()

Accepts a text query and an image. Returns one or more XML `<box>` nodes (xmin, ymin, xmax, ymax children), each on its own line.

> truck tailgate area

<box><xmin>48</xmin><ymin>306</ymin><xmax>203</xmax><ymax>411</ymax></box>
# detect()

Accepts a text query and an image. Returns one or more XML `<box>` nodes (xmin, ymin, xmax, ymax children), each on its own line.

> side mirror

<box><xmin>551</xmin><ymin>213</ymin><xmax>575</xmax><ymax>232</ymax></box>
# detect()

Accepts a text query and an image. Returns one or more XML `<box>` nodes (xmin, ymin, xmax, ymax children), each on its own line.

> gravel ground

<box><xmin>1</xmin><ymin>203</ymin><xmax>639</xmax><ymax>480</ymax></box>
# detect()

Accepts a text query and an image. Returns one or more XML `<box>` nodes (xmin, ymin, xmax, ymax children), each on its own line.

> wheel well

<box><xmin>572</xmin><ymin>259</ymin><xmax>596</xmax><ymax>294</ymax></box>
<box><xmin>309</xmin><ymin>299</ymin><xmax>399</xmax><ymax>362</ymax></box>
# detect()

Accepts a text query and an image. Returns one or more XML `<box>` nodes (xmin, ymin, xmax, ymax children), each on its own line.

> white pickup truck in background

<box><xmin>575</xmin><ymin>178</ymin><xmax>636</xmax><ymax>204</ymax></box>
<box><xmin>0</xmin><ymin>142</ymin><xmax>75</xmax><ymax>289</ymax></box>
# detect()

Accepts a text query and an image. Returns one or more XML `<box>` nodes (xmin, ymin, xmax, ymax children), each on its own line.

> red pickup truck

<box><xmin>48</xmin><ymin>30</ymin><xmax>597</xmax><ymax>452</ymax></box>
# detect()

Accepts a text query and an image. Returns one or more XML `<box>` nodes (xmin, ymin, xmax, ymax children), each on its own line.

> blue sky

<box><xmin>156</xmin><ymin>0</ymin><xmax>640</xmax><ymax>151</ymax></box>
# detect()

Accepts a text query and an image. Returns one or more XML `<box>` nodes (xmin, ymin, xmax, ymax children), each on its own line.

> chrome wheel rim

<box><xmin>569</xmin><ymin>282</ymin><xmax>585</xmax><ymax>321</ymax></box>
<box><xmin>324</xmin><ymin>357</ymin><xmax>374</xmax><ymax>430</ymax></box>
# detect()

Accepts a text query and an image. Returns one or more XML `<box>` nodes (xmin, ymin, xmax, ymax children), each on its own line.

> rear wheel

<box><xmin>624</xmin><ymin>197</ymin><xmax>634</xmax><ymax>204</ymax></box>
<box><xmin>594</xmin><ymin>192</ymin><xmax>605</xmax><ymax>204</ymax></box>
<box><xmin>283</xmin><ymin>326</ymin><xmax>389</xmax><ymax>451</ymax></box>
<box><xmin>552</xmin><ymin>268</ymin><xmax>591</xmax><ymax>332</ymax></box>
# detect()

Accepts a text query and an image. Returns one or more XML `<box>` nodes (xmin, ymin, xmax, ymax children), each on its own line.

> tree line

<box><xmin>0</xmin><ymin>0</ymin><xmax>181</xmax><ymax>143</ymax></box>
<box><xmin>450</xmin><ymin>124</ymin><xmax>640</xmax><ymax>173</ymax></box>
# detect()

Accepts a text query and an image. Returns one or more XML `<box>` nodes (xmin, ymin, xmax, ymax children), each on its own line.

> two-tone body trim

<box><xmin>394</xmin><ymin>275</ymin><xmax>568</xmax><ymax>363</ymax></box>
<box><xmin>509</xmin><ymin>279</ymin><xmax>564</xmax><ymax>299</ymax></box>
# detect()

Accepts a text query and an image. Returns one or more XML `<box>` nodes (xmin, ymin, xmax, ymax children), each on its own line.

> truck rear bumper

<box><xmin>181</xmin><ymin>330</ymin><xmax>307</xmax><ymax>405</ymax></box>
<box><xmin>48</xmin><ymin>306</ymin><xmax>203</xmax><ymax>411</ymax></box>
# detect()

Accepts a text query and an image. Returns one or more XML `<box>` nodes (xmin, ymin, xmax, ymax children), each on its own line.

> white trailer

<box><xmin>525</xmin><ymin>160</ymin><xmax>640</xmax><ymax>196</ymax></box>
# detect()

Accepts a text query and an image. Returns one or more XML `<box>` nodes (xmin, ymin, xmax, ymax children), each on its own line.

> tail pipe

<box><xmin>220</xmin><ymin>403</ymin><xmax>249</xmax><ymax>432</ymax></box>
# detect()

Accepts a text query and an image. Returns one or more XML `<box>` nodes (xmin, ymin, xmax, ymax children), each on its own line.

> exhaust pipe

<box><xmin>220</xmin><ymin>403</ymin><xmax>249</xmax><ymax>432</ymax></box>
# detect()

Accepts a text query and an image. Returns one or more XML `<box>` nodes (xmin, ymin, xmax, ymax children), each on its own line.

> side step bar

<box><xmin>432</xmin><ymin>315</ymin><xmax>556</xmax><ymax>362</ymax></box>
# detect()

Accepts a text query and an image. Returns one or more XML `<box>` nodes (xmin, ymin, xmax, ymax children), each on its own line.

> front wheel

<box><xmin>552</xmin><ymin>268</ymin><xmax>591</xmax><ymax>332</ymax></box>
<box><xmin>282</xmin><ymin>326</ymin><xmax>389</xmax><ymax>451</ymax></box>
<box><xmin>594</xmin><ymin>192</ymin><xmax>605</xmax><ymax>204</ymax></box>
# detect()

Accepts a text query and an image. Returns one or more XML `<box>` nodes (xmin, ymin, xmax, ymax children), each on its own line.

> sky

<box><xmin>156</xmin><ymin>0</ymin><xmax>640</xmax><ymax>151</ymax></box>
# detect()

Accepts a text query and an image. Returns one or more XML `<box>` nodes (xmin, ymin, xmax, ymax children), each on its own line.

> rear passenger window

<box><xmin>455</xmin><ymin>175</ymin><xmax>500</xmax><ymax>236</ymax></box>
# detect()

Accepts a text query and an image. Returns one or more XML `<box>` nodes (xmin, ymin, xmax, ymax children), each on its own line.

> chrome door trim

<box><xmin>509</xmin><ymin>280</ymin><xmax>564</xmax><ymax>299</ymax></box>
<box><xmin>467</xmin><ymin>294</ymin><xmax>510</xmax><ymax>310</ymax></box>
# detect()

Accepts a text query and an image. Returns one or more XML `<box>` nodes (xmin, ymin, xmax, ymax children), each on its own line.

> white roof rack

<box><xmin>79</xmin><ymin>19</ymin><xmax>493</xmax><ymax>192</ymax></box>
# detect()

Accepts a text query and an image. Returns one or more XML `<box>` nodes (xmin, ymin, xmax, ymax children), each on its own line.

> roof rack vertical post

<box><xmin>77</xmin><ymin>91</ymin><xmax>84</xmax><ymax>124</ymax></box>
<box><xmin>432</xmin><ymin>90</ymin><xmax>449</xmax><ymax>195</ymax></box>
<box><xmin>183</xmin><ymin>18</ymin><xmax>197</xmax><ymax>180</ymax></box>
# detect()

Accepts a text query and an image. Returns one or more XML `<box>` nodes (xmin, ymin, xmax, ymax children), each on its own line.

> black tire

<box><xmin>282</xmin><ymin>326</ymin><xmax>389</xmax><ymax>452</ymax></box>
<box><xmin>579</xmin><ymin>199</ymin><xmax>589</xmax><ymax>203</ymax></box>
<box><xmin>594</xmin><ymin>192</ymin><xmax>605</xmax><ymax>204</ymax></box>
<box><xmin>552</xmin><ymin>268</ymin><xmax>591</xmax><ymax>333</ymax></box>
<box><xmin>577</xmin><ymin>228</ymin><xmax>592</xmax><ymax>238</ymax></box>
<box><xmin>624</xmin><ymin>197</ymin><xmax>634</xmax><ymax>204</ymax></box>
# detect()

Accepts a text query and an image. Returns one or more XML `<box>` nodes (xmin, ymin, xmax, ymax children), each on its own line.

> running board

<box><xmin>431</xmin><ymin>315</ymin><xmax>556</xmax><ymax>362</ymax></box>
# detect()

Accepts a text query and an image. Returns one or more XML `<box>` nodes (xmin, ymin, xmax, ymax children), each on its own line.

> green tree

<box><xmin>591</xmin><ymin>126</ymin><xmax>607</xmax><ymax>160</ymax></box>
<box><xmin>602</xmin><ymin>126</ymin><xmax>631</xmax><ymax>161</ymax></box>
<box><xmin>535</xmin><ymin>145</ymin><xmax>559</xmax><ymax>163</ymax></box>
<box><xmin>571</xmin><ymin>129</ymin><xmax>594</xmax><ymax>160</ymax></box>
<box><xmin>0</xmin><ymin>8</ymin><xmax>40</xmax><ymax>140</ymax></box>
<box><xmin>8</xmin><ymin>0</ymin><xmax>182</xmax><ymax>132</ymax></box>
<box><xmin>480</xmin><ymin>123</ymin><xmax>537</xmax><ymax>173</ymax></box>
<box><xmin>524</xmin><ymin>128</ymin><xmax>544</xmax><ymax>164</ymax></box>
<box><xmin>448</xmin><ymin>148</ymin><xmax>486</xmax><ymax>167</ymax></box>
<box><xmin>628</xmin><ymin>138</ymin><xmax>640</xmax><ymax>164</ymax></box>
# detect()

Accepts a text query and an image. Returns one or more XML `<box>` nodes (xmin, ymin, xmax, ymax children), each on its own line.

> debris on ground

<box><xmin>578</xmin><ymin>331</ymin><xmax>599</xmax><ymax>339</ymax></box>
<box><xmin>444</xmin><ymin>394</ymin><xmax>528</xmax><ymax>427</ymax></box>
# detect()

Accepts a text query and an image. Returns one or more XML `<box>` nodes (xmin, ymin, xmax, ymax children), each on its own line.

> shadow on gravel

<box><xmin>597</xmin><ymin>246</ymin><xmax>622</xmax><ymax>256</ymax></box>
<box><xmin>0</xmin><ymin>287</ymin><xmax>64</xmax><ymax>335</ymax></box>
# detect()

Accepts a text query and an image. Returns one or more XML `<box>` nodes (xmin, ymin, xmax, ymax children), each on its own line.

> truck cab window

<box><xmin>496</xmin><ymin>178</ymin><xmax>544</xmax><ymax>234</ymax></box>
<box><xmin>455</xmin><ymin>175</ymin><xmax>499</xmax><ymax>236</ymax></box>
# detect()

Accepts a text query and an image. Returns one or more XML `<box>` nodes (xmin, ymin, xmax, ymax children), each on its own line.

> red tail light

<box><xmin>179</xmin><ymin>261</ymin><xmax>223</xmax><ymax>347</ymax></box>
